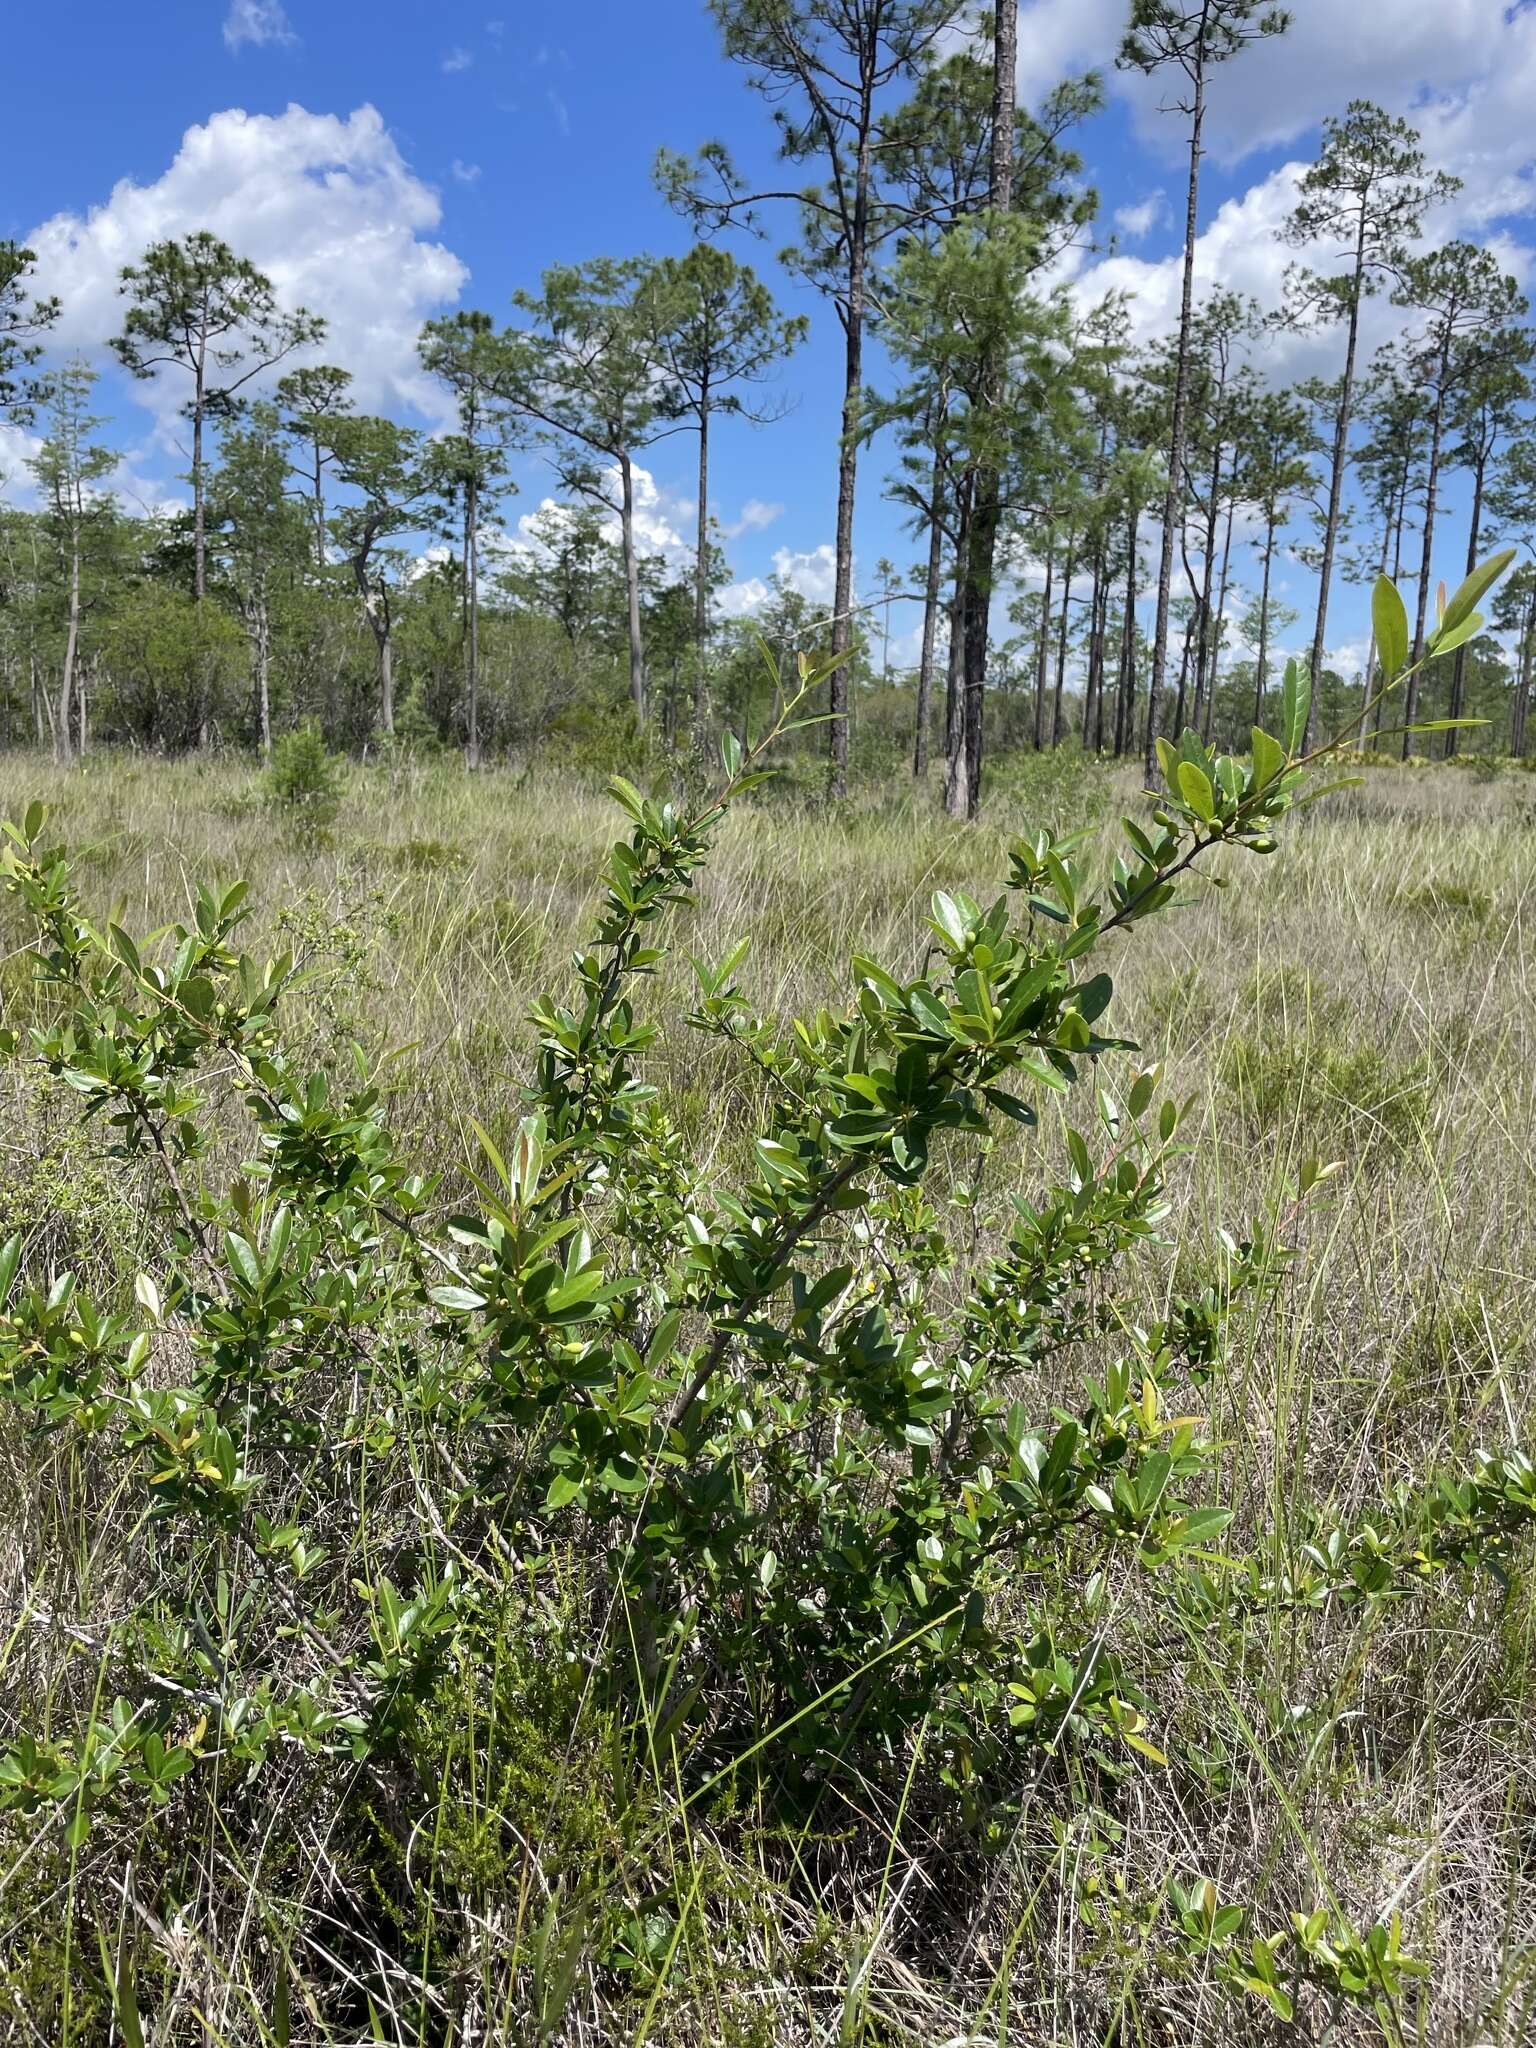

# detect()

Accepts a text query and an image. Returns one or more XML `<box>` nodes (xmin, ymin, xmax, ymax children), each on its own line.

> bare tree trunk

<box><xmin>1254</xmin><ymin>527</ymin><xmax>1275</xmax><ymax>728</ymax></box>
<box><xmin>1145</xmin><ymin>63</ymin><xmax>1206</xmax><ymax>776</ymax></box>
<box><xmin>617</xmin><ymin>450</ymin><xmax>646</xmax><ymax>726</ymax></box>
<box><xmin>1052</xmin><ymin>533</ymin><xmax>1077</xmax><ymax>746</ymax></box>
<box><xmin>56</xmin><ymin>531</ymin><xmax>79</xmax><ymax>768</ymax></box>
<box><xmin>1173</xmin><ymin>624</ymin><xmax>1193</xmax><ymax>738</ymax></box>
<box><xmin>1514</xmin><ymin>596</ymin><xmax>1534</xmax><ymax>757</ymax></box>
<box><xmin>1405</xmin><ymin>380</ymin><xmax>1448</xmax><ymax>758</ymax></box>
<box><xmin>1204</xmin><ymin>494</ymin><xmax>1235</xmax><ymax>743</ymax></box>
<box><xmin>1082</xmin><ymin>550</ymin><xmax>1105</xmax><ymax>750</ymax></box>
<box><xmin>1446</xmin><ymin>453</ymin><xmax>1486</xmax><ymax>757</ymax></box>
<box><xmin>943</xmin><ymin>486</ymin><xmax>972</xmax><ymax>815</ymax></box>
<box><xmin>692</xmin><ymin>390</ymin><xmax>711</xmax><ymax>738</ymax></box>
<box><xmin>1305</xmin><ymin>210</ymin><xmax>1368</xmax><ymax>749</ymax></box>
<box><xmin>1116</xmin><ymin>510</ymin><xmax>1138</xmax><ymax>756</ymax></box>
<box><xmin>466</xmin><ymin>471</ymin><xmax>481</xmax><ymax>766</ymax></box>
<box><xmin>828</xmin><ymin>124</ymin><xmax>873</xmax><ymax>801</ymax></box>
<box><xmin>193</xmin><ymin>340</ymin><xmax>210</xmax><ymax>748</ymax></box>
<box><xmin>913</xmin><ymin>437</ymin><xmax>945</xmax><ymax>778</ymax></box>
<box><xmin>256</xmin><ymin>593</ymin><xmax>272</xmax><ymax>760</ymax></box>
<box><xmin>1033</xmin><ymin>536</ymin><xmax>1054</xmax><ymax>750</ymax></box>
<box><xmin>954</xmin><ymin>0</ymin><xmax>1018</xmax><ymax>822</ymax></box>
<box><xmin>1189</xmin><ymin>442</ymin><xmax>1221</xmax><ymax>738</ymax></box>
<box><xmin>941</xmin><ymin>569</ymin><xmax>966</xmax><ymax>816</ymax></box>
<box><xmin>1367</xmin><ymin>471</ymin><xmax>1413</xmax><ymax>748</ymax></box>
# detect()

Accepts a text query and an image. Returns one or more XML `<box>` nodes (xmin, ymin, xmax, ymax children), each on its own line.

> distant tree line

<box><xmin>2</xmin><ymin>0</ymin><xmax>1535</xmax><ymax>795</ymax></box>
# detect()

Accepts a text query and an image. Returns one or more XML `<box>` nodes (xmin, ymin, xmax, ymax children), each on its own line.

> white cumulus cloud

<box><xmin>24</xmin><ymin>105</ymin><xmax>468</xmax><ymax>428</ymax></box>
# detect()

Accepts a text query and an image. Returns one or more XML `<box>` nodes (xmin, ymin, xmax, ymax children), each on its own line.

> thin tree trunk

<box><xmin>913</xmin><ymin>439</ymin><xmax>945</xmax><ymax>778</ymax></box>
<box><xmin>1033</xmin><ymin>535</ymin><xmax>1054</xmax><ymax>750</ymax></box>
<box><xmin>466</xmin><ymin>471</ymin><xmax>481</xmax><ymax>766</ymax></box>
<box><xmin>828</xmin><ymin>123</ymin><xmax>873</xmax><ymax>801</ymax></box>
<box><xmin>193</xmin><ymin>350</ymin><xmax>207</xmax><ymax>605</ymax></box>
<box><xmin>1190</xmin><ymin>441</ymin><xmax>1221</xmax><ymax>737</ymax></box>
<box><xmin>1513</xmin><ymin>596</ymin><xmax>1534</xmax><ymax>757</ymax></box>
<box><xmin>256</xmin><ymin>593</ymin><xmax>272</xmax><ymax>760</ymax></box>
<box><xmin>1179</xmin><ymin>618</ymin><xmax>1204</xmax><ymax>741</ymax></box>
<box><xmin>954</xmin><ymin>0</ymin><xmax>1018</xmax><ymax>822</ymax></box>
<box><xmin>1204</xmin><ymin>493</ymin><xmax>1235</xmax><ymax>743</ymax></box>
<box><xmin>693</xmin><ymin>390</ymin><xmax>711</xmax><ymax>737</ymax></box>
<box><xmin>1082</xmin><ymin>550</ymin><xmax>1105</xmax><ymax>750</ymax></box>
<box><xmin>1145</xmin><ymin>64</ymin><xmax>1206</xmax><ymax>776</ymax></box>
<box><xmin>1405</xmin><ymin>378</ymin><xmax>1449</xmax><ymax>758</ymax></box>
<box><xmin>1052</xmin><ymin>534</ymin><xmax>1076</xmax><ymax>746</ymax></box>
<box><xmin>1446</xmin><ymin>453</ymin><xmax>1486</xmax><ymax>756</ymax></box>
<box><xmin>1254</xmin><ymin>524</ymin><xmax>1275</xmax><ymax>727</ymax></box>
<box><xmin>1368</xmin><ymin>465</ymin><xmax>1413</xmax><ymax>748</ymax></box>
<box><xmin>1116</xmin><ymin>509</ymin><xmax>1138</xmax><ymax>756</ymax></box>
<box><xmin>618</xmin><ymin>450</ymin><xmax>646</xmax><ymax>725</ymax></box>
<box><xmin>1305</xmin><ymin>210</ymin><xmax>1368</xmax><ymax>750</ymax></box>
<box><xmin>942</xmin><ymin>483</ymin><xmax>972</xmax><ymax>813</ymax></box>
<box><xmin>57</xmin><ymin>529</ymin><xmax>79</xmax><ymax>768</ymax></box>
<box><xmin>942</xmin><ymin>557</ymin><xmax>967</xmax><ymax>815</ymax></box>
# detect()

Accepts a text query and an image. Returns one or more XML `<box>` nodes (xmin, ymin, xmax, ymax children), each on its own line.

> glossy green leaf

<box><xmin>1371</xmin><ymin>575</ymin><xmax>1409</xmax><ymax>681</ymax></box>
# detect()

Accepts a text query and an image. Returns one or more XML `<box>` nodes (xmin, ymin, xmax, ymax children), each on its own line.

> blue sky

<box><xmin>6</xmin><ymin>0</ymin><xmax>1536</xmax><ymax>672</ymax></box>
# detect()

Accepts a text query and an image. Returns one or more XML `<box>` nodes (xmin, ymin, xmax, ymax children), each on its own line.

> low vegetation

<box><xmin>0</xmin><ymin>601</ymin><xmax>1533</xmax><ymax>2044</ymax></box>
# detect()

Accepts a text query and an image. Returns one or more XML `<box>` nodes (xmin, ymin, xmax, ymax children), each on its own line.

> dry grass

<box><xmin>1</xmin><ymin>745</ymin><xmax>1534</xmax><ymax>2045</ymax></box>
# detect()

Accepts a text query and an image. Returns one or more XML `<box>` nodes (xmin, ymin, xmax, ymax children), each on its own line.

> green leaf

<box><xmin>1249</xmin><ymin>726</ymin><xmax>1285</xmax><ymax>791</ymax></box>
<box><xmin>1371</xmin><ymin>575</ymin><xmax>1409</xmax><ymax>681</ymax></box>
<box><xmin>1121</xmin><ymin>1730</ymin><xmax>1169</xmax><ymax>1767</ymax></box>
<box><xmin>223</xmin><ymin>1232</ymin><xmax>263</xmax><ymax>1293</ymax></box>
<box><xmin>929</xmin><ymin>891</ymin><xmax>968</xmax><ymax>949</ymax></box>
<box><xmin>1176</xmin><ymin>762</ymin><xmax>1215</xmax><ymax>822</ymax></box>
<box><xmin>1281</xmin><ymin>657</ymin><xmax>1310</xmax><ymax>757</ymax></box>
<box><xmin>606</xmin><ymin>775</ymin><xmax>647</xmax><ymax>823</ymax></box>
<box><xmin>720</xmin><ymin>729</ymin><xmax>743</xmax><ymax>779</ymax></box>
<box><xmin>1426</xmin><ymin>611</ymin><xmax>1485</xmax><ymax>660</ymax></box>
<box><xmin>1441</xmin><ymin>547</ymin><xmax>1515</xmax><ymax>635</ymax></box>
<box><xmin>429</xmin><ymin>1284</ymin><xmax>488</xmax><ymax>1313</ymax></box>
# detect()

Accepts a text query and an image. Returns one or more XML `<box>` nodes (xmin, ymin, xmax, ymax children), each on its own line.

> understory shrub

<box><xmin>1</xmin><ymin>574</ymin><xmax>1533</xmax><ymax>2038</ymax></box>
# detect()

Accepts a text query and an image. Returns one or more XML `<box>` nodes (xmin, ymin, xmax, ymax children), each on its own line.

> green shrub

<box><xmin>266</xmin><ymin>720</ymin><xmax>343</xmax><ymax>834</ymax></box>
<box><xmin>0</xmin><ymin>597</ymin><xmax>1531</xmax><ymax>2037</ymax></box>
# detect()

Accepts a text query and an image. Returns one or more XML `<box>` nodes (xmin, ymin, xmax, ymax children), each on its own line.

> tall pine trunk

<box><xmin>828</xmin><ymin>124</ymin><xmax>872</xmax><ymax>800</ymax></box>
<box><xmin>1445</xmin><ymin>452</ymin><xmax>1486</xmax><ymax>756</ymax></box>
<box><xmin>952</xmin><ymin>0</ymin><xmax>1017</xmax><ymax>821</ymax></box>
<box><xmin>1032</xmin><ymin>535</ymin><xmax>1054</xmax><ymax>750</ymax></box>
<box><xmin>1254</xmin><ymin>523</ymin><xmax>1275</xmax><ymax>727</ymax></box>
<box><xmin>619</xmin><ymin>450</ymin><xmax>647</xmax><ymax>725</ymax></box>
<box><xmin>1404</xmin><ymin>375</ymin><xmax>1449</xmax><ymax>758</ymax></box>
<box><xmin>1513</xmin><ymin>593</ymin><xmax>1534</xmax><ymax>757</ymax></box>
<box><xmin>465</xmin><ymin>471</ymin><xmax>481</xmax><ymax>766</ymax></box>
<box><xmin>1051</xmin><ymin>533</ymin><xmax>1076</xmax><ymax>746</ymax></box>
<box><xmin>692</xmin><ymin>386</ymin><xmax>712</xmax><ymax>740</ymax></box>
<box><xmin>1304</xmin><ymin>210</ymin><xmax>1368</xmax><ymax>749</ymax></box>
<box><xmin>913</xmin><ymin>430</ymin><xmax>946</xmax><ymax>778</ymax></box>
<box><xmin>1144</xmin><ymin>63</ymin><xmax>1206</xmax><ymax>776</ymax></box>
<box><xmin>1116</xmin><ymin>509</ymin><xmax>1139</xmax><ymax>756</ymax></box>
<box><xmin>1203</xmin><ymin>495</ymin><xmax>1235</xmax><ymax>743</ymax></box>
<box><xmin>57</xmin><ymin>527</ymin><xmax>79</xmax><ymax>769</ymax></box>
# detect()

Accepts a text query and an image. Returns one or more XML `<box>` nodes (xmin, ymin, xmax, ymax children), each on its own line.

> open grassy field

<box><xmin>1</xmin><ymin>747</ymin><xmax>1534</xmax><ymax>2046</ymax></box>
